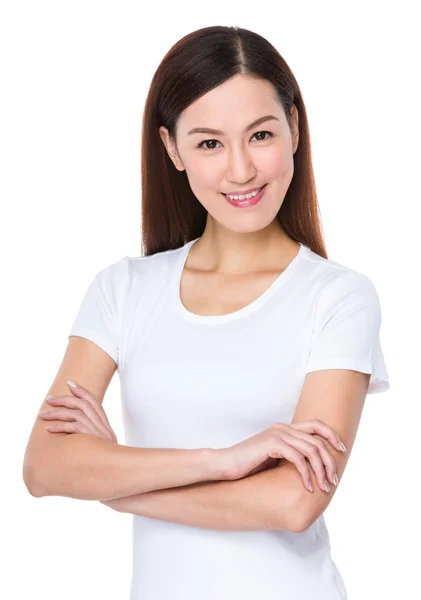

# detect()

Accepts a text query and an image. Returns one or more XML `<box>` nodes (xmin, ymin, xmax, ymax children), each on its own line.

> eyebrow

<box><xmin>187</xmin><ymin>114</ymin><xmax>280</xmax><ymax>136</ymax></box>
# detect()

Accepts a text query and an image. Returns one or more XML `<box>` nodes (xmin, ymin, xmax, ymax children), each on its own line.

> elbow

<box><xmin>272</xmin><ymin>491</ymin><xmax>312</xmax><ymax>533</ymax></box>
<box><xmin>25</xmin><ymin>481</ymin><xmax>46</xmax><ymax>498</ymax></box>
<box><xmin>284</xmin><ymin>491</ymin><xmax>318</xmax><ymax>534</ymax></box>
<box><xmin>23</xmin><ymin>475</ymin><xmax>47</xmax><ymax>498</ymax></box>
<box><xmin>289</xmin><ymin>510</ymin><xmax>316</xmax><ymax>534</ymax></box>
<box><xmin>22</xmin><ymin>461</ymin><xmax>49</xmax><ymax>498</ymax></box>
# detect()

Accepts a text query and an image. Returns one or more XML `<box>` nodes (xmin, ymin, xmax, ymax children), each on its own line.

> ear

<box><xmin>159</xmin><ymin>126</ymin><xmax>185</xmax><ymax>171</ymax></box>
<box><xmin>289</xmin><ymin>105</ymin><xmax>299</xmax><ymax>154</ymax></box>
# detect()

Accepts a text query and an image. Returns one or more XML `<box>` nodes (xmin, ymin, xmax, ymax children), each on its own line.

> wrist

<box><xmin>201</xmin><ymin>447</ymin><xmax>226</xmax><ymax>481</ymax></box>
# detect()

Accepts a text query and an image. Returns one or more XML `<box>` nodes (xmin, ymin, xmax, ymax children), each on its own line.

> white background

<box><xmin>2</xmin><ymin>1</ymin><xmax>419</xmax><ymax>598</ymax></box>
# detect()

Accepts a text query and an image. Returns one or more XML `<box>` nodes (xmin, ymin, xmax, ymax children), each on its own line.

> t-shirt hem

<box><xmin>68</xmin><ymin>326</ymin><xmax>118</xmax><ymax>365</ymax></box>
<box><xmin>305</xmin><ymin>357</ymin><xmax>390</xmax><ymax>394</ymax></box>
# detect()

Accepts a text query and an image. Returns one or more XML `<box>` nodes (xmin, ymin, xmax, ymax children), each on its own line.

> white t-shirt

<box><xmin>68</xmin><ymin>237</ymin><xmax>390</xmax><ymax>600</ymax></box>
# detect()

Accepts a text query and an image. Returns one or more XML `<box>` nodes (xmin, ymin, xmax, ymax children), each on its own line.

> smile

<box><xmin>222</xmin><ymin>184</ymin><xmax>267</xmax><ymax>208</ymax></box>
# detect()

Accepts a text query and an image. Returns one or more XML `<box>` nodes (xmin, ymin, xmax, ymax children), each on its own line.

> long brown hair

<box><xmin>140</xmin><ymin>25</ymin><xmax>327</xmax><ymax>259</ymax></box>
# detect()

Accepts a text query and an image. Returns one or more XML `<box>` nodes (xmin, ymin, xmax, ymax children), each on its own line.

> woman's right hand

<box><xmin>215</xmin><ymin>419</ymin><xmax>346</xmax><ymax>492</ymax></box>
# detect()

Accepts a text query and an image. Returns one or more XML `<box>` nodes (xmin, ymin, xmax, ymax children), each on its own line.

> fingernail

<box><xmin>307</xmin><ymin>481</ymin><xmax>313</xmax><ymax>492</ymax></box>
<box><xmin>45</xmin><ymin>395</ymin><xmax>54</xmax><ymax>400</ymax></box>
<box><xmin>325</xmin><ymin>481</ymin><xmax>331</xmax><ymax>493</ymax></box>
<box><xmin>67</xmin><ymin>380</ymin><xmax>77</xmax><ymax>388</ymax></box>
<box><xmin>333</xmin><ymin>473</ymin><xmax>339</xmax><ymax>486</ymax></box>
<box><xmin>338</xmin><ymin>441</ymin><xmax>346</xmax><ymax>452</ymax></box>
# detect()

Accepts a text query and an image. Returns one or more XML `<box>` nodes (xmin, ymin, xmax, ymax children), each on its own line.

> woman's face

<box><xmin>160</xmin><ymin>74</ymin><xmax>299</xmax><ymax>234</ymax></box>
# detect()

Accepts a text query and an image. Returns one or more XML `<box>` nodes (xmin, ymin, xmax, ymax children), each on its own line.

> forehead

<box><xmin>177</xmin><ymin>75</ymin><xmax>285</xmax><ymax>135</ymax></box>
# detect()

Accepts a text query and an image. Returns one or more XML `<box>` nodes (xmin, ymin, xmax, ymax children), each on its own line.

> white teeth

<box><xmin>225</xmin><ymin>186</ymin><xmax>263</xmax><ymax>200</ymax></box>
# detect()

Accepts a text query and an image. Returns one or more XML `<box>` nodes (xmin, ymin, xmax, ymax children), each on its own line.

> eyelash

<box><xmin>197</xmin><ymin>130</ymin><xmax>274</xmax><ymax>151</ymax></box>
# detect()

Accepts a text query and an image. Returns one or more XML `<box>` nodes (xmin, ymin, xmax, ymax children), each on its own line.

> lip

<box><xmin>222</xmin><ymin>185</ymin><xmax>264</xmax><ymax>196</ymax></box>
<box><xmin>223</xmin><ymin>184</ymin><xmax>267</xmax><ymax>208</ymax></box>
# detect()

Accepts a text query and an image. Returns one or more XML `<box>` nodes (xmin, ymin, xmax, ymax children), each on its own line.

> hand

<box><xmin>38</xmin><ymin>380</ymin><xmax>118</xmax><ymax>444</ymax></box>
<box><xmin>215</xmin><ymin>419</ymin><xmax>346</xmax><ymax>493</ymax></box>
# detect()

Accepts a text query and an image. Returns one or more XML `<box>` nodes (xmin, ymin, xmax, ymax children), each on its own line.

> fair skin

<box><xmin>159</xmin><ymin>73</ymin><xmax>301</xmax><ymax>315</ymax></box>
<box><xmin>36</xmin><ymin>74</ymin><xmax>369</xmax><ymax>531</ymax></box>
<box><xmin>112</xmin><ymin>74</ymin><xmax>366</xmax><ymax>526</ymax></box>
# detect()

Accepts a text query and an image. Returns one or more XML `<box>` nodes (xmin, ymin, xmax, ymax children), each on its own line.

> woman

<box><xmin>27</xmin><ymin>25</ymin><xmax>389</xmax><ymax>599</ymax></box>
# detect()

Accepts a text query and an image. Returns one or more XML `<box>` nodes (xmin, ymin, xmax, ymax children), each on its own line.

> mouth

<box><xmin>222</xmin><ymin>184</ymin><xmax>267</xmax><ymax>208</ymax></box>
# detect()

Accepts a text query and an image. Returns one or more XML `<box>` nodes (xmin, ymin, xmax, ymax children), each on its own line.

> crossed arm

<box><xmin>101</xmin><ymin>369</ymin><xmax>369</xmax><ymax>533</ymax></box>
<box><xmin>101</xmin><ymin>458</ymin><xmax>305</xmax><ymax>533</ymax></box>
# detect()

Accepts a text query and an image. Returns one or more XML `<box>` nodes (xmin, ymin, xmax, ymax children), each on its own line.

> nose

<box><xmin>225</xmin><ymin>146</ymin><xmax>257</xmax><ymax>186</ymax></box>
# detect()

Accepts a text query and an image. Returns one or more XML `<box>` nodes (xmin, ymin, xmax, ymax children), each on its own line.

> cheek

<box><xmin>186</xmin><ymin>157</ymin><xmax>220</xmax><ymax>191</ymax></box>
<box><xmin>259</xmin><ymin>145</ymin><xmax>291</xmax><ymax>179</ymax></box>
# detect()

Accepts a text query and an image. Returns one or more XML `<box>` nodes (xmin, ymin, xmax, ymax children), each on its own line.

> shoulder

<box><xmin>96</xmin><ymin>255</ymin><xmax>130</xmax><ymax>282</ymax></box>
<box><xmin>302</xmin><ymin>246</ymin><xmax>380</xmax><ymax>306</ymax></box>
<box><xmin>97</xmin><ymin>244</ymin><xmax>185</xmax><ymax>283</ymax></box>
<box><xmin>97</xmin><ymin>245</ymin><xmax>187</xmax><ymax>312</ymax></box>
<box><xmin>124</xmin><ymin>244</ymin><xmax>185</xmax><ymax>287</ymax></box>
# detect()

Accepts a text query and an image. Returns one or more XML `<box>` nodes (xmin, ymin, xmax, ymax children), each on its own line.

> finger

<box><xmin>41</xmin><ymin>408</ymin><xmax>103</xmax><ymax>437</ymax></box>
<box><xmin>284</xmin><ymin>429</ymin><xmax>338</xmax><ymax>486</ymax></box>
<box><xmin>45</xmin><ymin>396</ymin><xmax>110</xmax><ymax>438</ymax></box>
<box><xmin>279</xmin><ymin>433</ymin><xmax>332</xmax><ymax>492</ymax></box>
<box><xmin>66</xmin><ymin>381</ymin><xmax>115</xmax><ymax>431</ymax></box>
<box><xmin>290</xmin><ymin>419</ymin><xmax>346</xmax><ymax>453</ymax></box>
<box><xmin>47</xmin><ymin>421</ymin><xmax>91</xmax><ymax>434</ymax></box>
<box><xmin>311</xmin><ymin>435</ymin><xmax>339</xmax><ymax>486</ymax></box>
<box><xmin>44</xmin><ymin>400</ymin><xmax>117</xmax><ymax>443</ymax></box>
<box><xmin>267</xmin><ymin>441</ymin><xmax>313</xmax><ymax>492</ymax></box>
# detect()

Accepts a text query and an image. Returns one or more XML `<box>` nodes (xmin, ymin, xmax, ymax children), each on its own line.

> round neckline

<box><xmin>172</xmin><ymin>237</ymin><xmax>307</xmax><ymax>324</ymax></box>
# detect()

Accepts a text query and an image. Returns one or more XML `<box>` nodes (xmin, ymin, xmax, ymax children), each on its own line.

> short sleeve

<box><xmin>305</xmin><ymin>271</ymin><xmax>390</xmax><ymax>394</ymax></box>
<box><xmin>68</xmin><ymin>256</ymin><xmax>129</xmax><ymax>367</ymax></box>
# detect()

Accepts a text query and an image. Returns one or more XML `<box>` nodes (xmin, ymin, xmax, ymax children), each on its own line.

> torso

<box><xmin>112</xmin><ymin>238</ymin><xmax>358</xmax><ymax>598</ymax></box>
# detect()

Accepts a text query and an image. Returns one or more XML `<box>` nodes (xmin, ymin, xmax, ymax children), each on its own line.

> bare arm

<box><xmin>101</xmin><ymin>459</ymin><xmax>300</xmax><ymax>532</ymax></box>
<box><xmin>26</xmin><ymin>434</ymin><xmax>217</xmax><ymax>501</ymax></box>
<box><xmin>100</xmin><ymin>370</ymin><xmax>369</xmax><ymax>532</ymax></box>
<box><xmin>23</xmin><ymin>337</ymin><xmax>221</xmax><ymax>501</ymax></box>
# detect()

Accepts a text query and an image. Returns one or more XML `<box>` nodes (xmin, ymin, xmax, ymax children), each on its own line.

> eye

<box><xmin>252</xmin><ymin>131</ymin><xmax>273</xmax><ymax>142</ymax></box>
<box><xmin>197</xmin><ymin>130</ymin><xmax>274</xmax><ymax>151</ymax></box>
<box><xmin>197</xmin><ymin>139</ymin><xmax>222</xmax><ymax>151</ymax></box>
